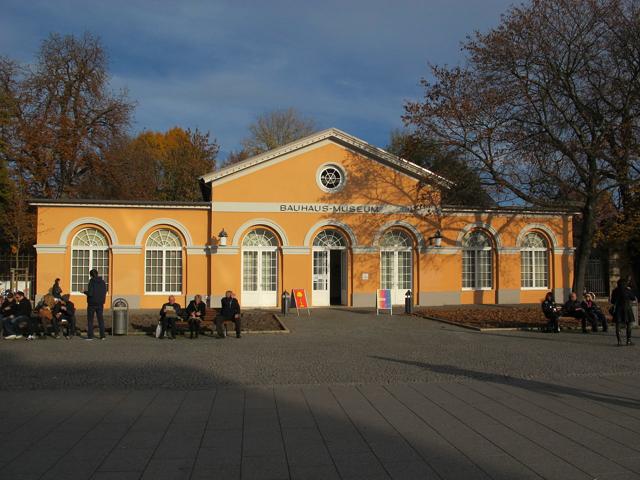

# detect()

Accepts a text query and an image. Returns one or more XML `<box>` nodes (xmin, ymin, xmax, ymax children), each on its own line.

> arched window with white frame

<box><xmin>71</xmin><ymin>228</ymin><xmax>110</xmax><ymax>293</ymax></box>
<box><xmin>520</xmin><ymin>232</ymin><xmax>549</xmax><ymax>289</ymax></box>
<box><xmin>462</xmin><ymin>230</ymin><xmax>493</xmax><ymax>289</ymax></box>
<box><xmin>145</xmin><ymin>229</ymin><xmax>183</xmax><ymax>293</ymax></box>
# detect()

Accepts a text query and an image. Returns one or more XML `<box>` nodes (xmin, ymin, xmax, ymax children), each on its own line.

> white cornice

<box><xmin>34</xmin><ymin>244</ymin><xmax>66</xmax><ymax>254</ymax></box>
<box><xmin>200</xmin><ymin>128</ymin><xmax>451</xmax><ymax>187</ymax></box>
<box><xmin>111</xmin><ymin>246</ymin><xmax>142</xmax><ymax>255</ymax></box>
<box><xmin>282</xmin><ymin>246</ymin><xmax>310</xmax><ymax>255</ymax></box>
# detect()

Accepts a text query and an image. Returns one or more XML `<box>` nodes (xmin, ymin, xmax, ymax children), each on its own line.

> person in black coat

<box><xmin>186</xmin><ymin>294</ymin><xmax>206</xmax><ymax>339</ymax></box>
<box><xmin>3</xmin><ymin>291</ymin><xmax>32</xmax><ymax>339</ymax></box>
<box><xmin>562</xmin><ymin>292</ymin><xmax>590</xmax><ymax>333</ymax></box>
<box><xmin>159</xmin><ymin>295</ymin><xmax>181</xmax><ymax>340</ymax></box>
<box><xmin>541</xmin><ymin>292</ymin><xmax>561</xmax><ymax>333</ymax></box>
<box><xmin>52</xmin><ymin>294</ymin><xmax>76</xmax><ymax>339</ymax></box>
<box><xmin>51</xmin><ymin>278</ymin><xmax>63</xmax><ymax>300</ymax></box>
<box><xmin>1</xmin><ymin>292</ymin><xmax>17</xmax><ymax>337</ymax></box>
<box><xmin>84</xmin><ymin>269</ymin><xmax>107</xmax><ymax>340</ymax></box>
<box><xmin>216</xmin><ymin>290</ymin><xmax>241</xmax><ymax>338</ymax></box>
<box><xmin>610</xmin><ymin>278</ymin><xmax>637</xmax><ymax>346</ymax></box>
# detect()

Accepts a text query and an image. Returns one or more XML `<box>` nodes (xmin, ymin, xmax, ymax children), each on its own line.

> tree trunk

<box><xmin>573</xmin><ymin>198</ymin><xmax>596</xmax><ymax>295</ymax></box>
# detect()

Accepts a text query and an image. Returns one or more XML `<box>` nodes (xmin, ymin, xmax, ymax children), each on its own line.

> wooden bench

<box><xmin>174</xmin><ymin>307</ymin><xmax>217</xmax><ymax>336</ymax></box>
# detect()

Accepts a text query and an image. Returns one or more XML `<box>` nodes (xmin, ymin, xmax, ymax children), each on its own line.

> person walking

<box><xmin>84</xmin><ymin>269</ymin><xmax>107</xmax><ymax>340</ymax></box>
<box><xmin>610</xmin><ymin>278</ymin><xmax>637</xmax><ymax>346</ymax></box>
<box><xmin>216</xmin><ymin>290</ymin><xmax>241</xmax><ymax>338</ymax></box>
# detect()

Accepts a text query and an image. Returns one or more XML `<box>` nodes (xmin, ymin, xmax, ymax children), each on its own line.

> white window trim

<box><xmin>520</xmin><ymin>243</ymin><xmax>549</xmax><ymax>290</ymax></box>
<box><xmin>144</xmin><ymin>231</ymin><xmax>183</xmax><ymax>294</ymax></box>
<box><xmin>462</xmin><ymin>246</ymin><xmax>493</xmax><ymax>290</ymax></box>
<box><xmin>70</xmin><ymin>247</ymin><xmax>110</xmax><ymax>294</ymax></box>
<box><xmin>241</xmin><ymin>246</ymin><xmax>278</xmax><ymax>292</ymax></box>
<box><xmin>316</xmin><ymin>163</ymin><xmax>347</xmax><ymax>193</ymax></box>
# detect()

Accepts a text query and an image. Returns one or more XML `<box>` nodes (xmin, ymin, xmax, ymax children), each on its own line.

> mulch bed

<box><xmin>75</xmin><ymin>309</ymin><xmax>285</xmax><ymax>334</ymax></box>
<box><xmin>415</xmin><ymin>303</ymin><xmax>612</xmax><ymax>330</ymax></box>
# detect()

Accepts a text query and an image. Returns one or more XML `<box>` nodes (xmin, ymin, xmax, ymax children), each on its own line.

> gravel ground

<box><xmin>1</xmin><ymin>308</ymin><xmax>638</xmax><ymax>390</ymax></box>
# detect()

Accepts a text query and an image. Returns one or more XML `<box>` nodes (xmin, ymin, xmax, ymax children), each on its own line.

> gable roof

<box><xmin>200</xmin><ymin>128</ymin><xmax>452</xmax><ymax>187</ymax></box>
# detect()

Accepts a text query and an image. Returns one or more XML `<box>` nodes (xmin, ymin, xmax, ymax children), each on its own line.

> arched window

<box><xmin>462</xmin><ymin>230</ymin><xmax>493</xmax><ymax>289</ymax></box>
<box><xmin>312</xmin><ymin>229</ymin><xmax>347</xmax><ymax>248</ymax></box>
<box><xmin>242</xmin><ymin>229</ymin><xmax>277</xmax><ymax>247</ymax></box>
<box><xmin>145</xmin><ymin>229</ymin><xmax>183</xmax><ymax>293</ymax></box>
<box><xmin>521</xmin><ymin>232</ymin><xmax>549</xmax><ymax>289</ymax></box>
<box><xmin>71</xmin><ymin>228</ymin><xmax>110</xmax><ymax>293</ymax></box>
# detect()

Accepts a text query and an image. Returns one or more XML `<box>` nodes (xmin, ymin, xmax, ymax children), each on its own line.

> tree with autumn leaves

<box><xmin>404</xmin><ymin>0</ymin><xmax>640</xmax><ymax>293</ymax></box>
<box><xmin>0</xmin><ymin>33</ymin><xmax>218</xmax><ymax>255</ymax></box>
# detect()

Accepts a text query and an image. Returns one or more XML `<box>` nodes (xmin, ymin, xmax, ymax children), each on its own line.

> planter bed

<box><xmin>415</xmin><ymin>303</ymin><xmax>613</xmax><ymax>330</ymax></box>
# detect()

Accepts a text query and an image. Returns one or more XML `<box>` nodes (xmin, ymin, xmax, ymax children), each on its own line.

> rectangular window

<box><xmin>463</xmin><ymin>249</ymin><xmax>492</xmax><ymax>289</ymax></box>
<box><xmin>243</xmin><ymin>251</ymin><xmax>258</xmax><ymax>291</ymax></box>
<box><xmin>313</xmin><ymin>251</ymin><xmax>328</xmax><ymax>291</ymax></box>
<box><xmin>145</xmin><ymin>250</ymin><xmax>181</xmax><ymax>293</ymax></box>
<box><xmin>71</xmin><ymin>249</ymin><xmax>109</xmax><ymax>293</ymax></box>
<box><xmin>521</xmin><ymin>250</ymin><xmax>548</xmax><ymax>289</ymax></box>
<box><xmin>380</xmin><ymin>251</ymin><xmax>394</xmax><ymax>290</ymax></box>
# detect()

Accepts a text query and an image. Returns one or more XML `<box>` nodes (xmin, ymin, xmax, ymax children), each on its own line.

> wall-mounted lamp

<box><xmin>218</xmin><ymin>229</ymin><xmax>228</xmax><ymax>247</ymax></box>
<box><xmin>429</xmin><ymin>229</ymin><xmax>442</xmax><ymax>248</ymax></box>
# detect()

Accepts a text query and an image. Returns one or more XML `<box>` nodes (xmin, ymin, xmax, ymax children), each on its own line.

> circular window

<box><xmin>317</xmin><ymin>165</ymin><xmax>345</xmax><ymax>192</ymax></box>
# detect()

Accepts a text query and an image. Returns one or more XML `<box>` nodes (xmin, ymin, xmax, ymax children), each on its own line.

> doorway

<box><xmin>329</xmin><ymin>249</ymin><xmax>342</xmax><ymax>305</ymax></box>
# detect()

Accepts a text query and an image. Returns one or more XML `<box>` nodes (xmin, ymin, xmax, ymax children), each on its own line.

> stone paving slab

<box><xmin>0</xmin><ymin>375</ymin><xmax>636</xmax><ymax>479</ymax></box>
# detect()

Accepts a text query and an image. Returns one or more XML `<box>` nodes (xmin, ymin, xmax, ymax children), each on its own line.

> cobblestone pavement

<box><xmin>0</xmin><ymin>309</ymin><xmax>638</xmax><ymax>479</ymax></box>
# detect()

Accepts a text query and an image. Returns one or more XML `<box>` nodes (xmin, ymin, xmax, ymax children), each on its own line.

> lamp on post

<box><xmin>429</xmin><ymin>230</ymin><xmax>442</xmax><ymax>248</ymax></box>
<box><xmin>218</xmin><ymin>229</ymin><xmax>228</xmax><ymax>247</ymax></box>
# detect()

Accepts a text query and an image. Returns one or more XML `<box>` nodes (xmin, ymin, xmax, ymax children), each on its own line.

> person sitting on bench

<box><xmin>562</xmin><ymin>291</ymin><xmax>592</xmax><ymax>333</ymax></box>
<box><xmin>216</xmin><ymin>290</ymin><xmax>241</xmax><ymax>338</ymax></box>
<box><xmin>3</xmin><ymin>291</ymin><xmax>33</xmax><ymax>340</ymax></box>
<box><xmin>541</xmin><ymin>291</ymin><xmax>561</xmax><ymax>333</ymax></box>
<box><xmin>186</xmin><ymin>294</ymin><xmax>206</xmax><ymax>339</ymax></box>
<box><xmin>52</xmin><ymin>294</ymin><xmax>76</xmax><ymax>339</ymax></box>
<box><xmin>582</xmin><ymin>292</ymin><xmax>607</xmax><ymax>333</ymax></box>
<box><xmin>159</xmin><ymin>295</ymin><xmax>181</xmax><ymax>340</ymax></box>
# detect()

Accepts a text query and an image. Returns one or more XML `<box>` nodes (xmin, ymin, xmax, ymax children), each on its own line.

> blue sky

<box><xmin>1</xmin><ymin>0</ymin><xmax>514</xmax><ymax>159</ymax></box>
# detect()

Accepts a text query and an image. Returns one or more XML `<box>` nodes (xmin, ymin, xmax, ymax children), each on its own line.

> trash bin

<box><xmin>281</xmin><ymin>291</ymin><xmax>290</xmax><ymax>315</ymax></box>
<box><xmin>112</xmin><ymin>298</ymin><xmax>129</xmax><ymax>335</ymax></box>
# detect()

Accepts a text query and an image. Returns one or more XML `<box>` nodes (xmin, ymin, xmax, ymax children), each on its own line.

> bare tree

<box><xmin>241</xmin><ymin>108</ymin><xmax>317</xmax><ymax>155</ymax></box>
<box><xmin>0</xmin><ymin>32</ymin><xmax>135</xmax><ymax>199</ymax></box>
<box><xmin>404</xmin><ymin>0</ymin><xmax>640</xmax><ymax>294</ymax></box>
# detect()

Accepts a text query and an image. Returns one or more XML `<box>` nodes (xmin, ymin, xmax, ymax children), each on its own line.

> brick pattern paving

<box><xmin>1</xmin><ymin>375</ymin><xmax>639</xmax><ymax>480</ymax></box>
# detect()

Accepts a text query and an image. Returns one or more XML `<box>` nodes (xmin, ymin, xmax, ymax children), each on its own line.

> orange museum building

<box><xmin>32</xmin><ymin>129</ymin><xmax>575</xmax><ymax>310</ymax></box>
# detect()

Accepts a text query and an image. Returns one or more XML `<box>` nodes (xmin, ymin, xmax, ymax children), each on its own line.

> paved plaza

<box><xmin>0</xmin><ymin>309</ymin><xmax>639</xmax><ymax>479</ymax></box>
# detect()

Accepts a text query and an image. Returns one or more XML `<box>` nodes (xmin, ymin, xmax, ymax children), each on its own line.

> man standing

<box><xmin>84</xmin><ymin>269</ymin><xmax>107</xmax><ymax>340</ymax></box>
<box><xmin>159</xmin><ymin>295</ymin><xmax>181</xmax><ymax>340</ymax></box>
<box><xmin>216</xmin><ymin>290</ymin><xmax>241</xmax><ymax>338</ymax></box>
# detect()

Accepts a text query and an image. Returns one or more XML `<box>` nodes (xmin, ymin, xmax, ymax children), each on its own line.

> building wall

<box><xmin>34</xmin><ymin>141</ymin><xmax>575</xmax><ymax>310</ymax></box>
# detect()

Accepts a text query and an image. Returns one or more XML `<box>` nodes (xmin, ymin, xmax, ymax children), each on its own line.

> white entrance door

<box><xmin>311</xmin><ymin>229</ymin><xmax>348</xmax><ymax>306</ymax></box>
<box><xmin>381</xmin><ymin>250</ymin><xmax>413</xmax><ymax>305</ymax></box>
<box><xmin>242</xmin><ymin>250</ymin><xmax>277</xmax><ymax>307</ymax></box>
<box><xmin>312</xmin><ymin>250</ymin><xmax>329</xmax><ymax>306</ymax></box>
<box><xmin>241</xmin><ymin>229</ymin><xmax>278</xmax><ymax>307</ymax></box>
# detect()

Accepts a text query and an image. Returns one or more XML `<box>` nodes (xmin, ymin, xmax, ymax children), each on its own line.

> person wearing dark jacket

<box><xmin>51</xmin><ymin>278</ymin><xmax>63</xmax><ymax>300</ymax></box>
<box><xmin>541</xmin><ymin>292</ymin><xmax>561</xmax><ymax>333</ymax></box>
<box><xmin>1</xmin><ymin>292</ymin><xmax>17</xmax><ymax>337</ymax></box>
<box><xmin>216</xmin><ymin>290</ymin><xmax>241</xmax><ymax>338</ymax></box>
<box><xmin>610</xmin><ymin>279</ymin><xmax>637</xmax><ymax>346</ymax></box>
<box><xmin>159</xmin><ymin>295</ymin><xmax>181</xmax><ymax>339</ymax></box>
<box><xmin>83</xmin><ymin>269</ymin><xmax>107</xmax><ymax>340</ymax></box>
<box><xmin>563</xmin><ymin>292</ymin><xmax>591</xmax><ymax>333</ymax></box>
<box><xmin>4</xmin><ymin>291</ymin><xmax>32</xmax><ymax>339</ymax></box>
<box><xmin>53</xmin><ymin>294</ymin><xmax>76</xmax><ymax>339</ymax></box>
<box><xmin>582</xmin><ymin>292</ymin><xmax>607</xmax><ymax>333</ymax></box>
<box><xmin>186</xmin><ymin>294</ymin><xmax>206</xmax><ymax>339</ymax></box>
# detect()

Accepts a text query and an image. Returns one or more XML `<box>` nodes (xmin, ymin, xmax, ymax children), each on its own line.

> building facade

<box><xmin>33</xmin><ymin>129</ymin><xmax>575</xmax><ymax>309</ymax></box>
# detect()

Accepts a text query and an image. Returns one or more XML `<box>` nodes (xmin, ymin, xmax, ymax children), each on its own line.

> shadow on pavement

<box><xmin>371</xmin><ymin>356</ymin><xmax>640</xmax><ymax>410</ymax></box>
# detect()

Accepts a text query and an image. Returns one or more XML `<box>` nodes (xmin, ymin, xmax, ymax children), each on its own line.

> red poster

<box><xmin>292</xmin><ymin>289</ymin><xmax>308</xmax><ymax>308</ymax></box>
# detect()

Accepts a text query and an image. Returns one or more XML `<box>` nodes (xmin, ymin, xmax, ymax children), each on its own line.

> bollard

<box><xmin>281</xmin><ymin>291</ymin><xmax>290</xmax><ymax>315</ymax></box>
<box><xmin>405</xmin><ymin>290</ymin><xmax>413</xmax><ymax>314</ymax></box>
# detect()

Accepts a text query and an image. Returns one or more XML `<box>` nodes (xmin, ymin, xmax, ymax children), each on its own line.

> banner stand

<box><xmin>292</xmin><ymin>288</ymin><xmax>310</xmax><ymax>316</ymax></box>
<box><xmin>376</xmin><ymin>289</ymin><xmax>392</xmax><ymax>315</ymax></box>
